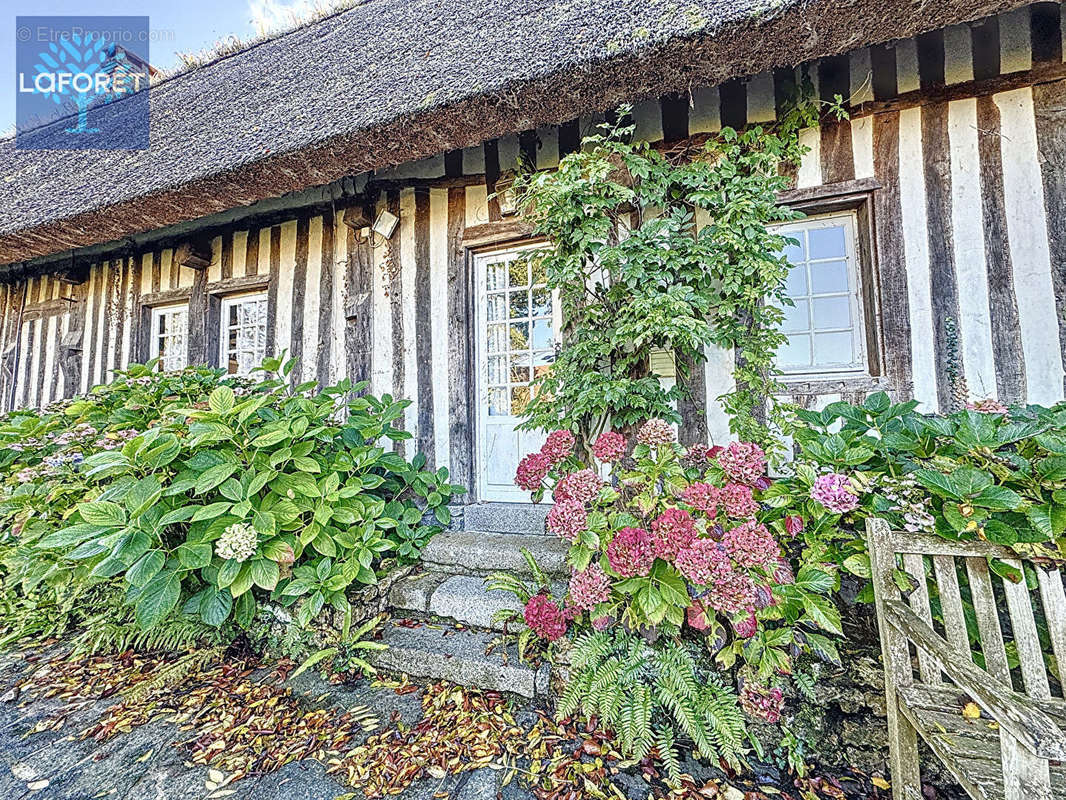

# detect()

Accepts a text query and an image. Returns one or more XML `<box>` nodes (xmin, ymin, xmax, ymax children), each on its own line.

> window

<box><xmin>220</xmin><ymin>293</ymin><xmax>268</xmax><ymax>375</ymax></box>
<box><xmin>150</xmin><ymin>304</ymin><xmax>188</xmax><ymax>371</ymax></box>
<box><xmin>774</xmin><ymin>212</ymin><xmax>866</xmax><ymax>375</ymax></box>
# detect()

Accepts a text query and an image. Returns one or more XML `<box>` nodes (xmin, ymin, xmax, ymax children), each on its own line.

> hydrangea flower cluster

<box><xmin>541</xmin><ymin>430</ymin><xmax>575</xmax><ymax>464</ymax></box>
<box><xmin>636</xmin><ymin>418</ymin><xmax>674</xmax><ymax>447</ymax></box>
<box><xmin>546</xmin><ymin>498</ymin><xmax>588</xmax><ymax>542</ymax></box>
<box><xmin>554</xmin><ymin>469</ymin><xmax>602</xmax><ymax>504</ymax></box>
<box><xmin>568</xmin><ymin>564</ymin><xmax>611</xmax><ymax>610</ymax></box>
<box><xmin>740</xmin><ymin>682</ymin><xmax>785</xmax><ymax>723</ymax></box>
<box><xmin>717</xmin><ymin>441</ymin><xmax>766</xmax><ymax>486</ymax></box>
<box><xmin>720</xmin><ymin>483</ymin><xmax>758</xmax><ymax>518</ymax></box>
<box><xmin>650</xmin><ymin>507</ymin><xmax>696</xmax><ymax>560</ymax></box>
<box><xmin>810</xmin><ymin>473</ymin><xmax>860</xmax><ymax>514</ymax></box>
<box><xmin>674</xmin><ymin>538</ymin><xmax>725</xmax><ymax>585</ymax></box>
<box><xmin>721</xmin><ymin>520</ymin><xmax>780</xmax><ymax>570</ymax></box>
<box><xmin>606</xmin><ymin>527</ymin><xmax>654</xmax><ymax>577</ymax></box>
<box><xmin>591</xmin><ymin>430</ymin><xmax>626</xmax><ymax>462</ymax></box>
<box><xmin>515</xmin><ymin>452</ymin><xmax>551</xmax><ymax>491</ymax></box>
<box><xmin>524</xmin><ymin>594</ymin><xmax>568</xmax><ymax>641</ymax></box>
<box><xmin>680</xmin><ymin>482</ymin><xmax>718</xmax><ymax>514</ymax></box>
<box><xmin>94</xmin><ymin>428</ymin><xmax>140</xmax><ymax>451</ymax></box>
<box><xmin>215</xmin><ymin>522</ymin><xmax>258</xmax><ymax>562</ymax></box>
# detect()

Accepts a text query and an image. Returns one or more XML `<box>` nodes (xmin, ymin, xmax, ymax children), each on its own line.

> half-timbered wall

<box><xmin>2</xmin><ymin>3</ymin><xmax>1065</xmax><ymax>498</ymax></box>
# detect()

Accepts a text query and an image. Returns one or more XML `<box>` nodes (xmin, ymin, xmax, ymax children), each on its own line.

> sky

<box><xmin>2</xmin><ymin>0</ymin><xmax>319</xmax><ymax>133</ymax></box>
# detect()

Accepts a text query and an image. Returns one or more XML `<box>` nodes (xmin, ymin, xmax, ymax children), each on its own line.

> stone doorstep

<box><xmin>420</xmin><ymin>531</ymin><xmax>568</xmax><ymax>577</ymax></box>
<box><xmin>391</xmin><ymin>572</ymin><xmax>568</xmax><ymax>631</ymax></box>
<box><xmin>462</xmin><ymin>502</ymin><xmax>551</xmax><ymax>535</ymax></box>
<box><xmin>367</xmin><ymin>619</ymin><xmax>550</xmax><ymax>699</ymax></box>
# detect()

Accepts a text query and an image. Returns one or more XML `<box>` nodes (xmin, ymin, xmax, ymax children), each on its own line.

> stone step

<box><xmin>420</xmin><ymin>530</ymin><xmax>568</xmax><ymax>576</ymax></box>
<box><xmin>367</xmin><ymin>619</ymin><xmax>550</xmax><ymax>698</ymax></box>
<box><xmin>390</xmin><ymin>571</ymin><xmax>566</xmax><ymax>630</ymax></box>
<box><xmin>462</xmin><ymin>502</ymin><xmax>550</xmax><ymax>535</ymax></box>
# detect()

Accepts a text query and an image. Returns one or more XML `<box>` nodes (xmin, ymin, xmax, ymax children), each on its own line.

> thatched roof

<box><xmin>0</xmin><ymin>0</ymin><xmax>1025</xmax><ymax>267</ymax></box>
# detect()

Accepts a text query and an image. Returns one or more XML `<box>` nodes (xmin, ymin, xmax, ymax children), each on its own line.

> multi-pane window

<box><xmin>774</xmin><ymin>212</ymin><xmax>866</xmax><ymax>374</ymax></box>
<box><xmin>220</xmin><ymin>293</ymin><xmax>268</xmax><ymax>375</ymax></box>
<box><xmin>150</xmin><ymin>304</ymin><xmax>188</xmax><ymax>371</ymax></box>
<box><xmin>484</xmin><ymin>252</ymin><xmax>557</xmax><ymax>417</ymax></box>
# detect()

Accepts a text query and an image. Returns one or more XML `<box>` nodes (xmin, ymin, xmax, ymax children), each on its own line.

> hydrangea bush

<box><xmin>0</xmin><ymin>357</ymin><xmax>462</xmax><ymax>644</ymax></box>
<box><xmin>509</xmin><ymin>421</ymin><xmax>843</xmax><ymax>774</ymax></box>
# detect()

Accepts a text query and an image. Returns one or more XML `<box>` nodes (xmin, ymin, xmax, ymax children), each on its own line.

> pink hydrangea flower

<box><xmin>650</xmin><ymin>507</ymin><xmax>697</xmax><ymax>561</ymax></box>
<box><xmin>811</xmin><ymin>473</ymin><xmax>860</xmax><ymax>514</ymax></box>
<box><xmin>636</xmin><ymin>418</ymin><xmax>674</xmax><ymax>447</ymax></box>
<box><xmin>717</xmin><ymin>442</ymin><xmax>767</xmax><ymax>486</ymax></box>
<box><xmin>720</xmin><ymin>483</ymin><xmax>759</xmax><ymax>518</ymax></box>
<box><xmin>740</xmin><ymin>682</ymin><xmax>784</xmax><ymax>723</ymax></box>
<box><xmin>554</xmin><ymin>469</ymin><xmax>602</xmax><ymax>504</ymax></box>
<box><xmin>721</xmin><ymin>520</ymin><xmax>780</xmax><ymax>570</ymax></box>
<box><xmin>674</xmin><ymin>538</ymin><xmax>727</xmax><ymax>585</ymax></box>
<box><xmin>569</xmin><ymin>564</ymin><xmax>611</xmax><ymax>611</ymax></box>
<box><xmin>524</xmin><ymin>594</ymin><xmax>567</xmax><ymax>641</ymax></box>
<box><xmin>515</xmin><ymin>452</ymin><xmax>551</xmax><ymax>491</ymax></box>
<box><xmin>541</xmin><ymin>430</ymin><xmax>575</xmax><ymax>464</ymax></box>
<box><xmin>591</xmin><ymin>431</ymin><xmax>627</xmax><ymax>462</ymax></box>
<box><xmin>606</xmin><ymin>527</ymin><xmax>655</xmax><ymax>577</ymax></box>
<box><xmin>546</xmin><ymin>499</ymin><xmax>588</xmax><ymax>542</ymax></box>
<box><xmin>591</xmin><ymin>615</ymin><xmax>613</xmax><ymax>631</ymax></box>
<box><xmin>680</xmin><ymin>482</ymin><xmax>719</xmax><ymax>515</ymax></box>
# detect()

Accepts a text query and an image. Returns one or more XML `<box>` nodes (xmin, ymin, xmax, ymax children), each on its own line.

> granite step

<box><xmin>389</xmin><ymin>572</ymin><xmax>566</xmax><ymax>630</ymax></box>
<box><xmin>367</xmin><ymin>619</ymin><xmax>550</xmax><ymax>698</ymax></box>
<box><xmin>462</xmin><ymin>502</ymin><xmax>550</xmax><ymax>535</ymax></box>
<box><xmin>420</xmin><ymin>530</ymin><xmax>568</xmax><ymax>577</ymax></box>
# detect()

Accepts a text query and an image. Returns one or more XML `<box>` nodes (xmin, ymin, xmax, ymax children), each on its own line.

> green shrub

<box><xmin>0</xmin><ymin>356</ymin><xmax>462</xmax><ymax>645</ymax></box>
<box><xmin>790</xmin><ymin>392</ymin><xmax>1066</xmax><ymax>584</ymax></box>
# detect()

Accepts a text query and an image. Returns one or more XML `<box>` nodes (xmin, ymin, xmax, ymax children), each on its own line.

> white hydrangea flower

<box><xmin>215</xmin><ymin>522</ymin><xmax>258</xmax><ymax>562</ymax></box>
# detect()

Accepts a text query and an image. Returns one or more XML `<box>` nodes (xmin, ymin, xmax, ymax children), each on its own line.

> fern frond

<box><xmin>123</xmin><ymin>647</ymin><xmax>224</xmax><ymax>704</ymax></box>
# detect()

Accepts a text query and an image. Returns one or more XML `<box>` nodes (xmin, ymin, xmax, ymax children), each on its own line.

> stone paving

<box><xmin>0</xmin><ymin>646</ymin><xmax>539</xmax><ymax>800</ymax></box>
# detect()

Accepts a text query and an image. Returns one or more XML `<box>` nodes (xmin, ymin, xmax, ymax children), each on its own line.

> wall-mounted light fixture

<box><xmin>372</xmin><ymin>209</ymin><xmax>399</xmax><ymax>240</ymax></box>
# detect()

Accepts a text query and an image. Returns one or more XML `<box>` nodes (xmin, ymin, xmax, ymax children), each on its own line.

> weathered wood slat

<box><xmin>883</xmin><ymin>597</ymin><xmax>1066</xmax><ymax>760</ymax></box>
<box><xmin>446</xmin><ymin>186</ymin><xmax>472</xmax><ymax>494</ymax></box>
<box><xmin>1000</xmin><ymin>558</ymin><xmax>1052</xmax><ymax>700</ymax></box>
<box><xmin>317</xmin><ymin>208</ymin><xmax>335</xmax><ymax>387</ymax></box>
<box><xmin>965</xmin><ymin>555</ymin><xmax>1013</xmax><ymax>685</ymax></box>
<box><xmin>414</xmin><ymin>188</ymin><xmax>435</xmax><ymax>467</ymax></box>
<box><xmin>1035</xmin><ymin>566</ymin><xmax>1066</xmax><ymax>687</ymax></box>
<box><xmin>890</xmin><ymin>531</ymin><xmax>1011</xmax><ymax>559</ymax></box>
<box><xmin>902</xmin><ymin>552</ymin><xmax>941</xmax><ymax>684</ymax></box>
<box><xmin>865</xmin><ymin>518</ymin><xmax>922</xmax><ymax>800</ymax></box>
<box><xmin>932</xmin><ymin>554</ymin><xmax>971</xmax><ymax>664</ymax></box>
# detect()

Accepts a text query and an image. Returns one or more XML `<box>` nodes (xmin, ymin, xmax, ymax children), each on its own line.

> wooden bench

<box><xmin>865</xmin><ymin>518</ymin><xmax>1066</xmax><ymax>800</ymax></box>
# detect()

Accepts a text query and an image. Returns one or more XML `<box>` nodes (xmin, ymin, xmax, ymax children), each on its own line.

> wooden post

<box><xmin>865</xmin><ymin>518</ymin><xmax>922</xmax><ymax>800</ymax></box>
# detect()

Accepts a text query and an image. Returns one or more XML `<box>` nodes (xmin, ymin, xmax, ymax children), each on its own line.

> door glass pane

<box><xmin>779</xmin><ymin>334</ymin><xmax>811</xmax><ymax>368</ymax></box>
<box><xmin>531</xmin><ymin>318</ymin><xmax>553</xmax><ymax>350</ymax></box>
<box><xmin>486</xmin><ymin>262</ymin><xmax>506</xmax><ymax>291</ymax></box>
<box><xmin>510</xmin><ymin>354</ymin><xmax>530</xmax><ymax>383</ymax></box>
<box><xmin>488</xmin><ymin>387</ymin><xmax>508</xmax><ymax>416</ymax></box>
<box><xmin>532</xmin><ymin>289</ymin><xmax>552</xmax><ymax>316</ymax></box>
<box><xmin>784</xmin><ymin>265</ymin><xmax>807</xmax><ymax>296</ymax></box>
<box><xmin>511</xmin><ymin>386</ymin><xmax>531</xmax><ymax>414</ymax></box>
<box><xmin>486</xmin><ymin>294</ymin><xmax>506</xmax><ymax>321</ymax></box>
<box><xmin>487</xmin><ymin>324</ymin><xmax>506</xmax><ymax>353</ymax></box>
<box><xmin>488</xmin><ymin>355</ymin><xmax>506</xmax><ymax>384</ymax></box>
<box><xmin>508</xmin><ymin>259</ymin><xmax>526</xmax><ymax>289</ymax></box>
<box><xmin>509</xmin><ymin>290</ymin><xmax>530</xmax><ymax>319</ymax></box>
<box><xmin>508</xmin><ymin>322</ymin><xmax>529</xmax><ymax>350</ymax></box>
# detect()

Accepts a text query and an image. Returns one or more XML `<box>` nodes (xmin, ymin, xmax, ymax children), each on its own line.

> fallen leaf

<box><xmin>962</xmin><ymin>702</ymin><xmax>981</xmax><ymax>720</ymax></box>
<box><xmin>872</xmin><ymin>776</ymin><xmax>891</xmax><ymax>790</ymax></box>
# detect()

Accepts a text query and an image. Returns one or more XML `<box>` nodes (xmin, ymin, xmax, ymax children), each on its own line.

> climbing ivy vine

<box><xmin>515</xmin><ymin>97</ymin><xmax>833</xmax><ymax>454</ymax></box>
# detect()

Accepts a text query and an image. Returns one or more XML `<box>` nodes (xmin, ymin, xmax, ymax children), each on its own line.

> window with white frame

<box><xmin>773</xmin><ymin>212</ymin><xmax>866</xmax><ymax>375</ymax></box>
<box><xmin>150</xmin><ymin>304</ymin><xmax>189</xmax><ymax>372</ymax></box>
<box><xmin>220</xmin><ymin>293</ymin><xmax>268</xmax><ymax>375</ymax></box>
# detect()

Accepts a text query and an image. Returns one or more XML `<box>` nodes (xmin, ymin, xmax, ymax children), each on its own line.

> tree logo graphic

<box><xmin>33</xmin><ymin>31</ymin><xmax>109</xmax><ymax>134</ymax></box>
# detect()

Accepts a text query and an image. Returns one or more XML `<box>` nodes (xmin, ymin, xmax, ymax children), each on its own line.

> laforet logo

<box><xmin>15</xmin><ymin>16</ymin><xmax>153</xmax><ymax>151</ymax></box>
